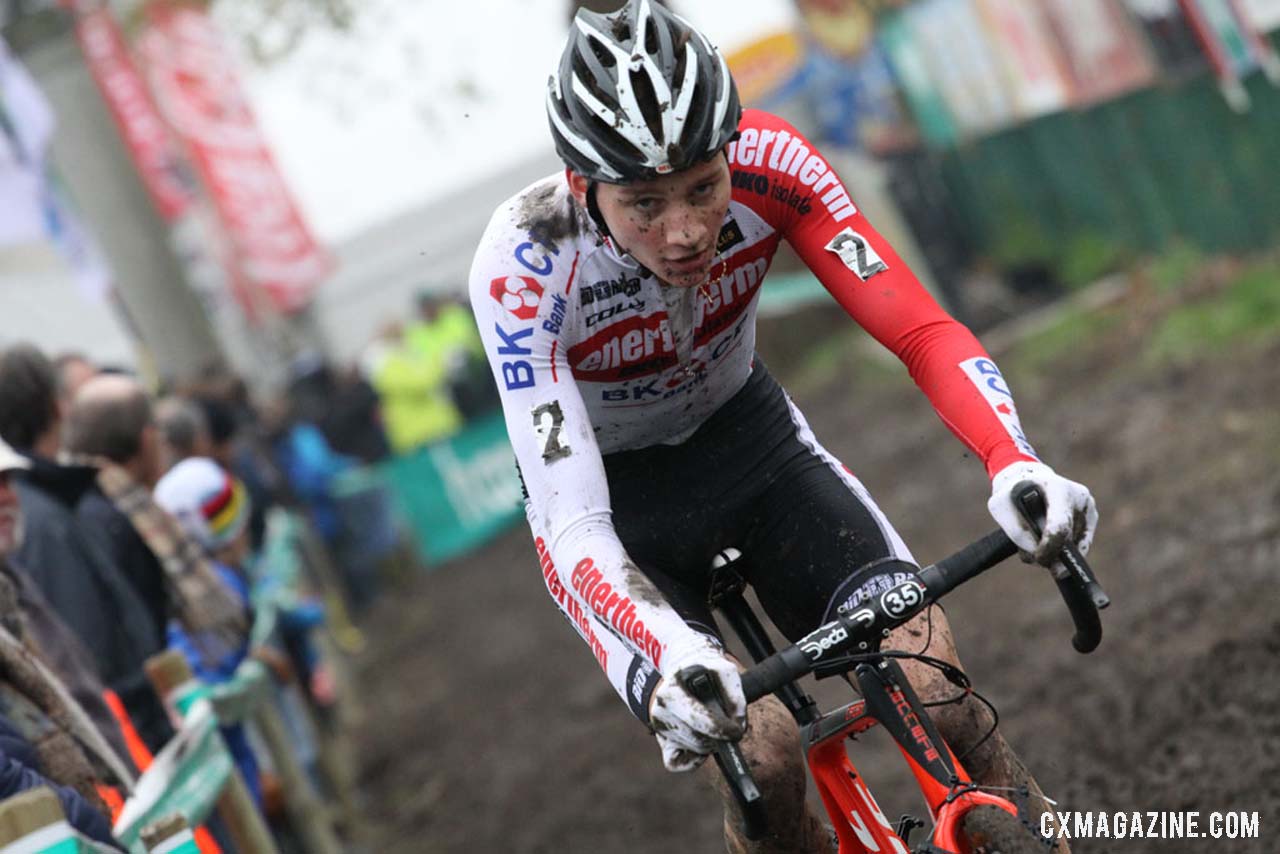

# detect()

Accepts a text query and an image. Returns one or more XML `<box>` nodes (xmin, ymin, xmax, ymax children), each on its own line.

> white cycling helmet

<box><xmin>546</xmin><ymin>0</ymin><xmax>742</xmax><ymax>184</ymax></box>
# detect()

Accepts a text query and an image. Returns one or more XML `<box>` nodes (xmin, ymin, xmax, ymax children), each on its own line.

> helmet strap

<box><xmin>585</xmin><ymin>182</ymin><xmax>612</xmax><ymax>239</ymax></box>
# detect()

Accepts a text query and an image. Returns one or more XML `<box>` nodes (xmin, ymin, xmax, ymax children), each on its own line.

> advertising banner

<box><xmin>878</xmin><ymin>10</ymin><xmax>958</xmax><ymax>146</ymax></box>
<box><xmin>134</xmin><ymin>1</ymin><xmax>332</xmax><ymax>315</ymax></box>
<box><xmin>725</xmin><ymin>31</ymin><xmax>805</xmax><ymax>107</ymax></box>
<box><xmin>66</xmin><ymin>0</ymin><xmax>196</xmax><ymax>223</ymax></box>
<box><xmin>382</xmin><ymin>413</ymin><xmax>524</xmax><ymax>565</ymax></box>
<box><xmin>972</xmin><ymin>0</ymin><xmax>1074</xmax><ymax>117</ymax></box>
<box><xmin>1040</xmin><ymin>0</ymin><xmax>1157</xmax><ymax>104</ymax></box>
<box><xmin>114</xmin><ymin>700</ymin><xmax>232</xmax><ymax>845</ymax></box>
<box><xmin>907</xmin><ymin>0</ymin><xmax>1014</xmax><ymax>136</ymax></box>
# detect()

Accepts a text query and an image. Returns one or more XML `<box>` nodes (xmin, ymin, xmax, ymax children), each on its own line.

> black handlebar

<box><xmin>679</xmin><ymin>666</ymin><xmax>768</xmax><ymax>839</ymax></box>
<box><xmin>1011</xmin><ymin>482</ymin><xmax>1109</xmax><ymax>653</ymax></box>
<box><xmin>699</xmin><ymin>484</ymin><xmax>1108</xmax><ymax>838</ymax></box>
<box><xmin>739</xmin><ymin>481</ymin><xmax>1108</xmax><ymax>702</ymax></box>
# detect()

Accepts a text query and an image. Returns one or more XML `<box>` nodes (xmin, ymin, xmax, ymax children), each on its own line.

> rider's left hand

<box><xmin>988</xmin><ymin>460</ymin><xmax>1098</xmax><ymax>566</ymax></box>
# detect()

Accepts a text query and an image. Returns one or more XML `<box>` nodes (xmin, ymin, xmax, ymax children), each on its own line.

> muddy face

<box><xmin>576</xmin><ymin>157</ymin><xmax>732</xmax><ymax>289</ymax></box>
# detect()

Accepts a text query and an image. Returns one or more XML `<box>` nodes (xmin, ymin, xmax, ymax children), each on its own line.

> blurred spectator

<box><xmin>0</xmin><ymin>438</ymin><xmax>138</xmax><ymax>773</ymax></box>
<box><xmin>65</xmin><ymin>376</ymin><xmax>250</xmax><ymax>735</ymax></box>
<box><xmin>326</xmin><ymin>366</ymin><xmax>393</xmax><ymax>464</ymax></box>
<box><xmin>289</xmin><ymin>357</ymin><xmax>392</xmax><ymax>465</ymax></box>
<box><xmin>155</xmin><ymin>457</ymin><xmax>277</xmax><ymax>809</ymax></box>
<box><xmin>0</xmin><ymin>444</ymin><xmax>131</xmax><ymax>849</ymax></box>
<box><xmin>366</xmin><ymin>321</ymin><xmax>463</xmax><ymax>453</ymax></box>
<box><xmin>194</xmin><ymin>395</ymin><xmax>239</xmax><ymax>471</ymax></box>
<box><xmin>52</xmin><ymin>352</ymin><xmax>98</xmax><ymax>408</ymax></box>
<box><xmin>0</xmin><ymin>345</ymin><xmax>174</xmax><ymax>754</ymax></box>
<box><xmin>155</xmin><ymin>395</ymin><xmax>213</xmax><ymax>473</ymax></box>
<box><xmin>408</xmin><ymin>291</ymin><xmax>497</xmax><ymax>420</ymax></box>
<box><xmin>64</xmin><ymin>376</ymin><xmax>170</xmax><ymax>649</ymax></box>
<box><xmin>192</xmin><ymin>380</ymin><xmax>281</xmax><ymax>553</ymax></box>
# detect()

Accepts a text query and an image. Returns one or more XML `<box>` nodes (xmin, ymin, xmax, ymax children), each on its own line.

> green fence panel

<box><xmin>112</xmin><ymin>702</ymin><xmax>232</xmax><ymax>853</ymax></box>
<box><xmin>380</xmin><ymin>413</ymin><xmax>524</xmax><ymax>565</ymax></box>
<box><xmin>931</xmin><ymin>62</ymin><xmax>1280</xmax><ymax>274</ymax></box>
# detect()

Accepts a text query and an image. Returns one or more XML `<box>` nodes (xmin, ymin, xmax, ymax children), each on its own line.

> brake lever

<box><xmin>1011</xmin><ymin>481</ymin><xmax>1109</xmax><ymax>653</ymax></box>
<box><xmin>679</xmin><ymin>666</ymin><xmax>768</xmax><ymax>840</ymax></box>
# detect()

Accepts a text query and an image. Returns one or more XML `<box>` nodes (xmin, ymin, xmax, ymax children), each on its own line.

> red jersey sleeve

<box><xmin>728</xmin><ymin>110</ymin><xmax>1039</xmax><ymax>478</ymax></box>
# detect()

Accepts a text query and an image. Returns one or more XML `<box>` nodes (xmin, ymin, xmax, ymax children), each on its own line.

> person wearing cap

<box><xmin>154</xmin><ymin>457</ymin><xmax>278</xmax><ymax>809</ymax></box>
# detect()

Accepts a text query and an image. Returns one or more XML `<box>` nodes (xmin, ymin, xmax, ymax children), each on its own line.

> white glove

<box><xmin>649</xmin><ymin>637</ymin><xmax>746</xmax><ymax>772</ymax></box>
<box><xmin>988</xmin><ymin>461</ymin><xmax>1098</xmax><ymax>566</ymax></box>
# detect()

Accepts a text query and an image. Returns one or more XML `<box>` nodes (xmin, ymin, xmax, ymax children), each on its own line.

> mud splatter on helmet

<box><xmin>546</xmin><ymin>0</ymin><xmax>742</xmax><ymax>184</ymax></box>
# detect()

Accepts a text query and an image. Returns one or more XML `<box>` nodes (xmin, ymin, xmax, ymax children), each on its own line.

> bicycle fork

<box><xmin>803</xmin><ymin>661</ymin><xmax>1017</xmax><ymax>854</ymax></box>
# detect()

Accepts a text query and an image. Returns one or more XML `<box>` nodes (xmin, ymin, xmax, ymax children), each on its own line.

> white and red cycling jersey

<box><xmin>469</xmin><ymin>110</ymin><xmax>1038</xmax><ymax>713</ymax></box>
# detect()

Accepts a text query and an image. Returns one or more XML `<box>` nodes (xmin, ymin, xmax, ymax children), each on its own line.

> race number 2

<box><xmin>825</xmin><ymin>227</ymin><xmax>889</xmax><ymax>281</ymax></box>
<box><xmin>532</xmin><ymin>400</ymin><xmax>572</xmax><ymax>462</ymax></box>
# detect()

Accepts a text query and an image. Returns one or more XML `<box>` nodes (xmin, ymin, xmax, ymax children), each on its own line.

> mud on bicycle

<box><xmin>681</xmin><ymin>483</ymin><xmax>1109</xmax><ymax>854</ymax></box>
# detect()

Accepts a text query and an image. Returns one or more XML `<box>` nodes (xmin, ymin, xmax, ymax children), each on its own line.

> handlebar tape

<box><xmin>1012</xmin><ymin>481</ymin><xmax>1107</xmax><ymax>653</ymax></box>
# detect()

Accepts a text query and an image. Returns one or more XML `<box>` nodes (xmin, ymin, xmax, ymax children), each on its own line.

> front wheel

<box><xmin>958</xmin><ymin>804</ymin><xmax>1058</xmax><ymax>853</ymax></box>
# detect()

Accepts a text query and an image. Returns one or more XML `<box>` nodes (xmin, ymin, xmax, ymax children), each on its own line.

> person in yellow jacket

<box><xmin>405</xmin><ymin>292</ymin><xmax>499</xmax><ymax>420</ymax></box>
<box><xmin>367</xmin><ymin>321</ymin><xmax>463</xmax><ymax>454</ymax></box>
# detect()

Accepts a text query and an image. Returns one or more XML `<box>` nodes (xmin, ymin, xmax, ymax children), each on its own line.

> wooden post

<box><xmin>145</xmin><ymin>650</ymin><xmax>280</xmax><ymax>854</ymax></box>
<box><xmin>309</xmin><ymin>695</ymin><xmax>366</xmax><ymax>844</ymax></box>
<box><xmin>249</xmin><ymin>692</ymin><xmax>343</xmax><ymax>854</ymax></box>
<box><xmin>140</xmin><ymin>813</ymin><xmax>200</xmax><ymax>853</ymax></box>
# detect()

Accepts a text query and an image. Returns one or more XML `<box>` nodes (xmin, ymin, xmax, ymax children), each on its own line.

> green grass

<box><xmin>1058</xmin><ymin>232</ymin><xmax>1128</xmax><ymax>290</ymax></box>
<box><xmin>1005</xmin><ymin>306</ymin><xmax>1121</xmax><ymax>384</ymax></box>
<box><xmin>1146</xmin><ymin>262</ymin><xmax>1280</xmax><ymax>364</ymax></box>
<box><xmin>1146</xmin><ymin>242</ymin><xmax>1207</xmax><ymax>293</ymax></box>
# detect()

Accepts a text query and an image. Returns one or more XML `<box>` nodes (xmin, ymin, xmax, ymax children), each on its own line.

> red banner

<box><xmin>134</xmin><ymin>1</ymin><xmax>331</xmax><ymax>315</ymax></box>
<box><xmin>66</xmin><ymin>0</ymin><xmax>196</xmax><ymax>223</ymax></box>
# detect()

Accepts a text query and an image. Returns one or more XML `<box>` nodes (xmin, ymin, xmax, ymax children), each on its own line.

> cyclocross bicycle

<box><xmin>681</xmin><ymin>482</ymin><xmax>1109</xmax><ymax>854</ymax></box>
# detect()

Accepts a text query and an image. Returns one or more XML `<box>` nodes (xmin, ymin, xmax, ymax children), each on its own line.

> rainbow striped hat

<box><xmin>154</xmin><ymin>457</ymin><xmax>251</xmax><ymax>552</ymax></box>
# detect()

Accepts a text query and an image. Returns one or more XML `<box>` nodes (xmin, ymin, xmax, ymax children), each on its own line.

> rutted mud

<box><xmin>354</xmin><ymin>285</ymin><xmax>1280</xmax><ymax>853</ymax></box>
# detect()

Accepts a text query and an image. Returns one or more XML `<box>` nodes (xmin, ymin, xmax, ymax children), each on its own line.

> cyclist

<box><xmin>468</xmin><ymin>2</ymin><xmax>1096</xmax><ymax>851</ymax></box>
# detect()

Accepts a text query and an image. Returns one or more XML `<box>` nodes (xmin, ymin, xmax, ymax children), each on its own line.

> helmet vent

<box><xmin>587</xmin><ymin>35</ymin><xmax>617</xmax><ymax>69</ymax></box>
<box><xmin>643</xmin><ymin>19</ymin><xmax>659</xmax><ymax>56</ymax></box>
<box><xmin>670</xmin><ymin>38</ymin><xmax>688</xmax><ymax>91</ymax></box>
<box><xmin>629</xmin><ymin>68</ymin><xmax>664</xmax><ymax>144</ymax></box>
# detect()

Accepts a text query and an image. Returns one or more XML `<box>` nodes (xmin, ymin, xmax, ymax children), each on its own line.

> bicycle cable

<box><xmin>826</xmin><ymin>652</ymin><xmax>1000</xmax><ymax>762</ymax></box>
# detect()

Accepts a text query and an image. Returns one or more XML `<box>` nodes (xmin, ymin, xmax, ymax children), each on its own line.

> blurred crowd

<box><xmin>0</xmin><ymin>339</ymin><xmax>411</xmax><ymax>849</ymax></box>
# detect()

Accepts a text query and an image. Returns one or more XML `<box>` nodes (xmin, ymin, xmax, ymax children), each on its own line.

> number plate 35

<box><xmin>879</xmin><ymin>580</ymin><xmax>925</xmax><ymax>619</ymax></box>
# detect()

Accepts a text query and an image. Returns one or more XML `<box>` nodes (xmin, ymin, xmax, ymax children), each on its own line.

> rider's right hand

<box><xmin>649</xmin><ymin>638</ymin><xmax>747</xmax><ymax>772</ymax></box>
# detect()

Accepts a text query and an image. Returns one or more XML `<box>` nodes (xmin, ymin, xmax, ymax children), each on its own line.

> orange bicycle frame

<box><xmin>802</xmin><ymin>667</ymin><xmax>1019</xmax><ymax>854</ymax></box>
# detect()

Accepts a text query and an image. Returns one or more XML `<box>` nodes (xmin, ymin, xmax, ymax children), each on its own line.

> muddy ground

<box><xmin>352</xmin><ymin>275</ymin><xmax>1280</xmax><ymax>854</ymax></box>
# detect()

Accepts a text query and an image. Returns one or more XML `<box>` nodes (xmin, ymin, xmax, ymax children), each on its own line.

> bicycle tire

<box><xmin>958</xmin><ymin>805</ymin><xmax>1057</xmax><ymax>853</ymax></box>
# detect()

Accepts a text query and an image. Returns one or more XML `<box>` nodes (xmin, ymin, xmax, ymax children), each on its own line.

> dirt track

<box><xmin>353</xmin><ymin>278</ymin><xmax>1280</xmax><ymax>854</ymax></box>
